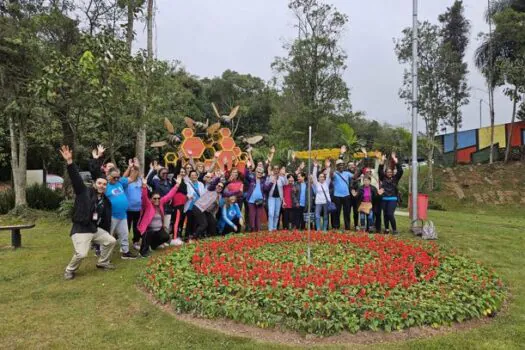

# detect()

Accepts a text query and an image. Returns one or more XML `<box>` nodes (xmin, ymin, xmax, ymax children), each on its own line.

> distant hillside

<box><xmin>399</xmin><ymin>161</ymin><xmax>525</xmax><ymax>211</ymax></box>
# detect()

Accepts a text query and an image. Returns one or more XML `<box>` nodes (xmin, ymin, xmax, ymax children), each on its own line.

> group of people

<box><xmin>59</xmin><ymin>143</ymin><xmax>403</xmax><ymax>280</ymax></box>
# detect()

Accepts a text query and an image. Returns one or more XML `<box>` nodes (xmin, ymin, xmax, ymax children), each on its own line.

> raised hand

<box><xmin>270</xmin><ymin>145</ymin><xmax>276</xmax><ymax>154</ymax></box>
<box><xmin>142</xmin><ymin>177</ymin><xmax>148</xmax><ymax>187</ymax></box>
<box><xmin>133</xmin><ymin>157</ymin><xmax>140</xmax><ymax>168</ymax></box>
<box><xmin>175</xmin><ymin>175</ymin><xmax>182</xmax><ymax>185</ymax></box>
<box><xmin>59</xmin><ymin>145</ymin><xmax>73</xmax><ymax>164</ymax></box>
<box><xmin>97</xmin><ymin>145</ymin><xmax>106</xmax><ymax>157</ymax></box>
<box><xmin>292</xmin><ymin>152</ymin><xmax>296</xmax><ymax>161</ymax></box>
<box><xmin>324</xmin><ymin>158</ymin><xmax>331</xmax><ymax>168</ymax></box>
<box><xmin>380</xmin><ymin>154</ymin><xmax>386</xmax><ymax>165</ymax></box>
<box><xmin>91</xmin><ymin>149</ymin><xmax>99</xmax><ymax>159</ymax></box>
<box><xmin>313</xmin><ymin>159</ymin><xmax>319</xmax><ymax>167</ymax></box>
<box><xmin>340</xmin><ymin>145</ymin><xmax>347</xmax><ymax>154</ymax></box>
<box><xmin>299</xmin><ymin>161</ymin><xmax>305</xmax><ymax>169</ymax></box>
<box><xmin>128</xmin><ymin>158</ymin><xmax>133</xmax><ymax>168</ymax></box>
<box><xmin>391</xmin><ymin>152</ymin><xmax>398</xmax><ymax>164</ymax></box>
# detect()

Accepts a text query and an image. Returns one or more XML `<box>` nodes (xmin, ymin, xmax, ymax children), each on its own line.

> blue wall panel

<box><xmin>444</xmin><ymin>129</ymin><xmax>477</xmax><ymax>153</ymax></box>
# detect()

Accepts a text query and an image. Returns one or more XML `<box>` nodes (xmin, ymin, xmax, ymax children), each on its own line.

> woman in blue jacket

<box><xmin>218</xmin><ymin>195</ymin><xmax>244</xmax><ymax>235</ymax></box>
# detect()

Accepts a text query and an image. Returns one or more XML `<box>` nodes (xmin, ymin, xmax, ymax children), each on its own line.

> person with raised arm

<box><xmin>137</xmin><ymin>175</ymin><xmax>182</xmax><ymax>256</ymax></box>
<box><xmin>331</xmin><ymin>145</ymin><xmax>353</xmax><ymax>230</ymax></box>
<box><xmin>378</xmin><ymin>152</ymin><xmax>404</xmax><ymax>235</ymax></box>
<box><xmin>60</xmin><ymin>146</ymin><xmax>117</xmax><ymax>280</ymax></box>
<box><xmin>312</xmin><ymin>158</ymin><xmax>332</xmax><ymax>231</ymax></box>
<box><xmin>244</xmin><ymin>160</ymin><xmax>270</xmax><ymax>232</ymax></box>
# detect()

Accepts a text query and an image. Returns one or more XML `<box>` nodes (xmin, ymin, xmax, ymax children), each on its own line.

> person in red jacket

<box><xmin>137</xmin><ymin>175</ymin><xmax>182</xmax><ymax>257</ymax></box>
<box><xmin>282</xmin><ymin>174</ymin><xmax>299</xmax><ymax>230</ymax></box>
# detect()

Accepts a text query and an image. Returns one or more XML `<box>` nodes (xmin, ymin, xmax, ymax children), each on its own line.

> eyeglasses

<box><xmin>112</xmin><ymin>176</ymin><xmax>120</xmax><ymax>180</ymax></box>
<box><xmin>217</xmin><ymin>185</ymin><xmax>224</xmax><ymax>190</ymax></box>
<box><xmin>152</xmin><ymin>197</ymin><xmax>161</xmax><ymax>201</ymax></box>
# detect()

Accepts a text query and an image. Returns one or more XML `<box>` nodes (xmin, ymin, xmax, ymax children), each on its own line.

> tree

<box><xmin>439</xmin><ymin>0</ymin><xmax>470</xmax><ymax>166</ymax></box>
<box><xmin>271</xmin><ymin>0</ymin><xmax>351</xmax><ymax>148</ymax></box>
<box><xmin>491</xmin><ymin>7</ymin><xmax>525</xmax><ymax>162</ymax></box>
<box><xmin>0</xmin><ymin>1</ymin><xmax>47</xmax><ymax>208</ymax></box>
<box><xmin>396</xmin><ymin>21</ymin><xmax>448</xmax><ymax>190</ymax></box>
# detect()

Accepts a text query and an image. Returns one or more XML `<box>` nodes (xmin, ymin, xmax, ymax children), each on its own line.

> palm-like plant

<box><xmin>338</xmin><ymin>124</ymin><xmax>365</xmax><ymax>154</ymax></box>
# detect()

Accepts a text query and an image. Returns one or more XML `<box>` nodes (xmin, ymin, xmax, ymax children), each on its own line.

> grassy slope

<box><xmin>0</xmin><ymin>207</ymin><xmax>524</xmax><ymax>350</ymax></box>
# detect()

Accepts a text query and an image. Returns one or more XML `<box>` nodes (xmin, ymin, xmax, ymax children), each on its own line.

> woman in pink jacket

<box><xmin>138</xmin><ymin>176</ymin><xmax>182</xmax><ymax>257</ymax></box>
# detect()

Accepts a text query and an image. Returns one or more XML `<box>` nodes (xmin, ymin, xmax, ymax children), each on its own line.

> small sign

<box><xmin>303</xmin><ymin>213</ymin><xmax>315</xmax><ymax>222</ymax></box>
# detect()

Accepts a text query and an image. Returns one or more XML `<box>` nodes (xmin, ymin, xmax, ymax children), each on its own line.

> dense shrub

<box><xmin>0</xmin><ymin>188</ymin><xmax>15</xmax><ymax>214</ymax></box>
<box><xmin>58</xmin><ymin>199</ymin><xmax>74</xmax><ymax>219</ymax></box>
<box><xmin>26</xmin><ymin>184</ymin><xmax>64</xmax><ymax>210</ymax></box>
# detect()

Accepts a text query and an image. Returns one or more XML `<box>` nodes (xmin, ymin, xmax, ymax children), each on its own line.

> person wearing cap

<box><xmin>330</xmin><ymin>146</ymin><xmax>353</xmax><ymax>230</ymax></box>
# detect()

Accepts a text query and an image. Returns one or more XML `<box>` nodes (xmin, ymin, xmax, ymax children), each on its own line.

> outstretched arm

<box><xmin>60</xmin><ymin>146</ymin><xmax>85</xmax><ymax>196</ymax></box>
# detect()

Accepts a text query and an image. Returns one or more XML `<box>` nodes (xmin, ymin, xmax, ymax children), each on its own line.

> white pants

<box><xmin>111</xmin><ymin>218</ymin><xmax>130</xmax><ymax>253</ymax></box>
<box><xmin>65</xmin><ymin>229</ymin><xmax>116</xmax><ymax>272</ymax></box>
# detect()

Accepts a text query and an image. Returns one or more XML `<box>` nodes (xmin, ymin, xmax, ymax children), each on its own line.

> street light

<box><xmin>479</xmin><ymin>99</ymin><xmax>483</xmax><ymax>128</ymax></box>
<box><xmin>410</xmin><ymin>0</ymin><xmax>419</xmax><ymax>231</ymax></box>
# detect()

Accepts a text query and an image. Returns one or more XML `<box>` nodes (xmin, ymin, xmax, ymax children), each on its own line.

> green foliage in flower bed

<box><xmin>143</xmin><ymin>231</ymin><xmax>506</xmax><ymax>336</ymax></box>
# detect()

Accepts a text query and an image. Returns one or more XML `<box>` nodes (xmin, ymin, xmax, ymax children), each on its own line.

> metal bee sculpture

<box><xmin>151</xmin><ymin>104</ymin><xmax>264</xmax><ymax>171</ymax></box>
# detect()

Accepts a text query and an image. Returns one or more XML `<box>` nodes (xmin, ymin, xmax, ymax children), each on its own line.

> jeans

<box><xmin>248</xmin><ymin>203</ymin><xmax>265</xmax><ymax>232</ymax></box>
<box><xmin>267</xmin><ymin>197</ymin><xmax>282</xmax><ymax>231</ymax></box>
<box><xmin>332</xmin><ymin>196</ymin><xmax>351</xmax><ymax>230</ymax></box>
<box><xmin>140</xmin><ymin>228</ymin><xmax>170</xmax><ymax>255</ymax></box>
<box><xmin>192</xmin><ymin>207</ymin><xmax>217</xmax><ymax>239</ymax></box>
<box><xmin>126</xmin><ymin>211</ymin><xmax>141</xmax><ymax>244</ymax></box>
<box><xmin>110</xmin><ymin>218</ymin><xmax>130</xmax><ymax>253</ymax></box>
<box><xmin>315</xmin><ymin>203</ymin><xmax>329</xmax><ymax>231</ymax></box>
<box><xmin>381</xmin><ymin>200</ymin><xmax>398</xmax><ymax>231</ymax></box>
<box><xmin>350</xmin><ymin>195</ymin><xmax>359</xmax><ymax>228</ymax></box>
<box><xmin>65</xmin><ymin>229</ymin><xmax>116</xmax><ymax>272</ymax></box>
<box><xmin>359</xmin><ymin>211</ymin><xmax>374</xmax><ymax>230</ymax></box>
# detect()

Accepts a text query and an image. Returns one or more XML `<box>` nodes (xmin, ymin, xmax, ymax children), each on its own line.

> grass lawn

<box><xmin>1</xmin><ymin>207</ymin><xmax>524</xmax><ymax>349</ymax></box>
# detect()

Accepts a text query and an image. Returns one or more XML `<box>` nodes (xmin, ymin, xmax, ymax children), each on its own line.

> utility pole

<box><xmin>411</xmin><ymin>0</ymin><xmax>419</xmax><ymax>229</ymax></box>
<box><xmin>488</xmin><ymin>0</ymin><xmax>495</xmax><ymax>164</ymax></box>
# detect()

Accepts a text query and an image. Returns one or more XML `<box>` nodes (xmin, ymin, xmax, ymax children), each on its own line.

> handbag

<box><xmin>320</xmin><ymin>185</ymin><xmax>337</xmax><ymax>213</ymax></box>
<box><xmin>358</xmin><ymin>202</ymin><xmax>373</xmax><ymax>214</ymax></box>
<box><xmin>254</xmin><ymin>199</ymin><xmax>264</xmax><ymax>207</ymax></box>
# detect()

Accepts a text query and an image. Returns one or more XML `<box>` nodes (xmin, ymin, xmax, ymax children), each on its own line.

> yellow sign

<box><xmin>294</xmin><ymin>149</ymin><xmax>383</xmax><ymax>160</ymax></box>
<box><xmin>294</xmin><ymin>149</ymin><xmax>340</xmax><ymax>160</ymax></box>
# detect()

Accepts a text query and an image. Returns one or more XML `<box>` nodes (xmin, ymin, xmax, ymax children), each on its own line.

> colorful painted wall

<box><xmin>436</xmin><ymin>121</ymin><xmax>525</xmax><ymax>164</ymax></box>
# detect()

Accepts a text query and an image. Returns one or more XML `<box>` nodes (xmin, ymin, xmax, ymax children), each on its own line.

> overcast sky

<box><xmin>135</xmin><ymin>0</ymin><xmax>512</xmax><ymax>133</ymax></box>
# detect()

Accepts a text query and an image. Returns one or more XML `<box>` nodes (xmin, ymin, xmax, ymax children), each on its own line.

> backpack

<box><xmin>422</xmin><ymin>220</ymin><xmax>437</xmax><ymax>240</ymax></box>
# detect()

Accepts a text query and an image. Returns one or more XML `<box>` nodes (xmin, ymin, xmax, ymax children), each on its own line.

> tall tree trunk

<box><xmin>453</xmin><ymin>110</ymin><xmax>458</xmax><ymax>166</ymax></box>
<box><xmin>504</xmin><ymin>87</ymin><xmax>519</xmax><ymax>164</ymax></box>
<box><xmin>489</xmin><ymin>85</ymin><xmax>496</xmax><ymax>164</ymax></box>
<box><xmin>126</xmin><ymin>0</ymin><xmax>135</xmax><ymax>54</ymax></box>
<box><xmin>8</xmin><ymin>114</ymin><xmax>27</xmax><ymax>208</ymax></box>
<box><xmin>426</xmin><ymin>139</ymin><xmax>435</xmax><ymax>192</ymax></box>
<box><xmin>135</xmin><ymin>0</ymin><xmax>153</xmax><ymax>174</ymax></box>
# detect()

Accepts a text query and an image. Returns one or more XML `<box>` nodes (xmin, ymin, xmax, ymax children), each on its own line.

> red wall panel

<box><xmin>506</xmin><ymin>121</ymin><xmax>525</xmax><ymax>146</ymax></box>
<box><xmin>456</xmin><ymin>146</ymin><xmax>477</xmax><ymax>164</ymax></box>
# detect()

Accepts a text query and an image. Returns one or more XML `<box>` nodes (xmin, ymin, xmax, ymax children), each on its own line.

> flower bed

<box><xmin>143</xmin><ymin>231</ymin><xmax>506</xmax><ymax>336</ymax></box>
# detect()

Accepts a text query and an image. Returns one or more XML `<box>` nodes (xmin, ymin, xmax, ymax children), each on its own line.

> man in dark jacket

<box><xmin>61</xmin><ymin>146</ymin><xmax>117</xmax><ymax>280</ymax></box>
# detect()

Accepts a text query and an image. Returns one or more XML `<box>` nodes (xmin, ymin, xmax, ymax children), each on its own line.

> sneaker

<box><xmin>170</xmin><ymin>238</ymin><xmax>183</xmax><ymax>246</ymax></box>
<box><xmin>384</xmin><ymin>229</ymin><xmax>390</xmax><ymax>235</ymax></box>
<box><xmin>139</xmin><ymin>252</ymin><xmax>150</xmax><ymax>258</ymax></box>
<box><xmin>64</xmin><ymin>271</ymin><xmax>75</xmax><ymax>280</ymax></box>
<box><xmin>121</xmin><ymin>251</ymin><xmax>138</xmax><ymax>260</ymax></box>
<box><xmin>96</xmin><ymin>263</ymin><xmax>116</xmax><ymax>270</ymax></box>
<box><xmin>133</xmin><ymin>242</ymin><xmax>141</xmax><ymax>251</ymax></box>
<box><xmin>355</xmin><ymin>226</ymin><xmax>361</xmax><ymax>231</ymax></box>
<box><xmin>392</xmin><ymin>231</ymin><xmax>399</xmax><ymax>236</ymax></box>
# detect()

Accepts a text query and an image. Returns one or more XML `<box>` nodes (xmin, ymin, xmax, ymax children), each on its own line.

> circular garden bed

<box><xmin>143</xmin><ymin>231</ymin><xmax>506</xmax><ymax>336</ymax></box>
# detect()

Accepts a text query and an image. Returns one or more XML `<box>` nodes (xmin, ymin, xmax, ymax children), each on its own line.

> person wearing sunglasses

<box><xmin>190</xmin><ymin>174</ymin><xmax>224</xmax><ymax>240</ymax></box>
<box><xmin>59</xmin><ymin>146</ymin><xmax>117</xmax><ymax>280</ymax></box>
<box><xmin>244</xmin><ymin>162</ymin><xmax>271</xmax><ymax>232</ymax></box>
<box><xmin>137</xmin><ymin>176</ymin><xmax>183</xmax><ymax>256</ymax></box>
<box><xmin>106</xmin><ymin>164</ymin><xmax>137</xmax><ymax>259</ymax></box>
